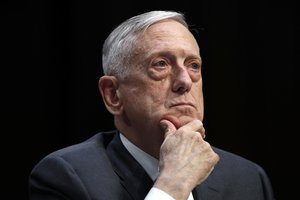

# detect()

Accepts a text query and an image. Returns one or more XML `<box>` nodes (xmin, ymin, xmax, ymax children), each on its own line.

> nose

<box><xmin>172</xmin><ymin>67</ymin><xmax>192</xmax><ymax>93</ymax></box>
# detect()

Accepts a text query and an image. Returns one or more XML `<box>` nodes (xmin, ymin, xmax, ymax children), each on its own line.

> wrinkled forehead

<box><xmin>135</xmin><ymin>20</ymin><xmax>200</xmax><ymax>57</ymax></box>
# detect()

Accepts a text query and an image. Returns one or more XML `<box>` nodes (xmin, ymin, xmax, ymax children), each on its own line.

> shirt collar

<box><xmin>119</xmin><ymin>133</ymin><xmax>159</xmax><ymax>181</ymax></box>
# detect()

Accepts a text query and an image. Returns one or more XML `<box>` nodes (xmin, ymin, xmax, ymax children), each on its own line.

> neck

<box><xmin>115</xmin><ymin>119</ymin><xmax>163</xmax><ymax>159</ymax></box>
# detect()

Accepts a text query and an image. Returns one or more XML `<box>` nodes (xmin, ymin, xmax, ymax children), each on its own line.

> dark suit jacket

<box><xmin>29</xmin><ymin>131</ymin><xmax>275</xmax><ymax>200</ymax></box>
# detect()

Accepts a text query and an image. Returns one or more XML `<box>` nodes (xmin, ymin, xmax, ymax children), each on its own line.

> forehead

<box><xmin>137</xmin><ymin>20</ymin><xmax>200</xmax><ymax>56</ymax></box>
<box><xmin>146</xmin><ymin>19</ymin><xmax>190</xmax><ymax>37</ymax></box>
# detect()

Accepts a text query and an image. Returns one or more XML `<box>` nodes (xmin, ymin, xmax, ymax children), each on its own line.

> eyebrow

<box><xmin>146</xmin><ymin>50</ymin><xmax>201</xmax><ymax>61</ymax></box>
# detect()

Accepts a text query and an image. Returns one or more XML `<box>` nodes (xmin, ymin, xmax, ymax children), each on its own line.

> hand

<box><xmin>154</xmin><ymin>119</ymin><xmax>219</xmax><ymax>200</ymax></box>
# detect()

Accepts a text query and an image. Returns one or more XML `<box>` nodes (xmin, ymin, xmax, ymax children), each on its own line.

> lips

<box><xmin>171</xmin><ymin>102</ymin><xmax>195</xmax><ymax>108</ymax></box>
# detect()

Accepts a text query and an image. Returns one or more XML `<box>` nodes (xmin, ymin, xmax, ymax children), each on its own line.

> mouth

<box><xmin>171</xmin><ymin>102</ymin><xmax>195</xmax><ymax>108</ymax></box>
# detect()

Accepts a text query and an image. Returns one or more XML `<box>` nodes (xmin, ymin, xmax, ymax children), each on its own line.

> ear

<box><xmin>98</xmin><ymin>76</ymin><xmax>123</xmax><ymax>115</ymax></box>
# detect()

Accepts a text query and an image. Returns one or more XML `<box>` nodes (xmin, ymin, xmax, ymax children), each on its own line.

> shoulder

<box><xmin>49</xmin><ymin>131</ymin><xmax>115</xmax><ymax>156</ymax></box>
<box><xmin>212</xmin><ymin>146</ymin><xmax>264</xmax><ymax>172</ymax></box>
<box><xmin>29</xmin><ymin>131</ymin><xmax>121</xmax><ymax>199</ymax></box>
<box><xmin>31</xmin><ymin>131</ymin><xmax>118</xmax><ymax>174</ymax></box>
<box><xmin>206</xmin><ymin>146</ymin><xmax>275</xmax><ymax>199</ymax></box>
<box><xmin>211</xmin><ymin>146</ymin><xmax>272</xmax><ymax>187</ymax></box>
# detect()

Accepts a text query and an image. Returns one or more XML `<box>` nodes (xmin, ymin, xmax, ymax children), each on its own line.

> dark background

<box><xmin>1</xmin><ymin>0</ymin><xmax>298</xmax><ymax>199</ymax></box>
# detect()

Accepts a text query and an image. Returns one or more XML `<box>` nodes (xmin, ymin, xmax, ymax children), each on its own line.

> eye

<box><xmin>148</xmin><ymin>59</ymin><xmax>170</xmax><ymax>80</ymax></box>
<box><xmin>190</xmin><ymin>62</ymin><xmax>201</xmax><ymax>71</ymax></box>
<box><xmin>156</xmin><ymin>60</ymin><xmax>167</xmax><ymax>68</ymax></box>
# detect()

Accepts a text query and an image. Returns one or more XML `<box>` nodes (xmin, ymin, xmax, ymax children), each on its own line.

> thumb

<box><xmin>159</xmin><ymin>119</ymin><xmax>177</xmax><ymax>138</ymax></box>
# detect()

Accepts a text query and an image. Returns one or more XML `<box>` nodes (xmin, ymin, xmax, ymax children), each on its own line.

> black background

<box><xmin>1</xmin><ymin>0</ymin><xmax>298</xmax><ymax>199</ymax></box>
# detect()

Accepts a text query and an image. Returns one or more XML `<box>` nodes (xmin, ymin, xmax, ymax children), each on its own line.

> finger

<box><xmin>178</xmin><ymin>119</ymin><xmax>204</xmax><ymax>134</ymax></box>
<box><xmin>159</xmin><ymin>119</ymin><xmax>177</xmax><ymax>138</ymax></box>
<box><xmin>197</xmin><ymin>126</ymin><xmax>206</xmax><ymax>139</ymax></box>
<box><xmin>195</xmin><ymin>129</ymin><xmax>205</xmax><ymax>139</ymax></box>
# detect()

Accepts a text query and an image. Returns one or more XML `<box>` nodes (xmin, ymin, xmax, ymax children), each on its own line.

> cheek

<box><xmin>120</xmin><ymin>74</ymin><xmax>170</xmax><ymax>112</ymax></box>
<box><xmin>140</xmin><ymin>87</ymin><xmax>167</xmax><ymax>111</ymax></box>
<box><xmin>192</xmin><ymin>84</ymin><xmax>204</xmax><ymax>107</ymax></box>
<box><xmin>149</xmin><ymin>83</ymin><xmax>168</xmax><ymax>102</ymax></box>
<box><xmin>124</xmin><ymin>81</ymin><xmax>166</xmax><ymax>105</ymax></box>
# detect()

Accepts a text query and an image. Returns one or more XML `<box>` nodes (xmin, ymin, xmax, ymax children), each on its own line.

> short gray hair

<box><xmin>102</xmin><ymin>10</ymin><xmax>188</xmax><ymax>79</ymax></box>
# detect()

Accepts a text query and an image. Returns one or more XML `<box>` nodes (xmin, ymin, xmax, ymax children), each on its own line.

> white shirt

<box><xmin>120</xmin><ymin>133</ymin><xmax>194</xmax><ymax>200</ymax></box>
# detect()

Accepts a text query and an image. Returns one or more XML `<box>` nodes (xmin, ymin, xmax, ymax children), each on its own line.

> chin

<box><xmin>168</xmin><ymin>115</ymin><xmax>199</xmax><ymax>128</ymax></box>
<box><xmin>178</xmin><ymin>117</ymin><xmax>196</xmax><ymax>126</ymax></box>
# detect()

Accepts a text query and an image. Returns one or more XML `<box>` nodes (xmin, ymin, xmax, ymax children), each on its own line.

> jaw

<box><xmin>161</xmin><ymin>107</ymin><xmax>202</xmax><ymax>129</ymax></box>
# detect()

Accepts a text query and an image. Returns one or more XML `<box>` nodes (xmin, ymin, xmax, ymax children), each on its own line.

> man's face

<box><xmin>118</xmin><ymin>19</ymin><xmax>204</xmax><ymax>141</ymax></box>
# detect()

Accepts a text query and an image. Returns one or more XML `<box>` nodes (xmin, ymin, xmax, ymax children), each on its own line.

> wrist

<box><xmin>154</xmin><ymin>174</ymin><xmax>192</xmax><ymax>200</ymax></box>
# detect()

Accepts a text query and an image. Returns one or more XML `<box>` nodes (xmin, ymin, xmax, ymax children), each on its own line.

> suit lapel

<box><xmin>106</xmin><ymin>131</ymin><xmax>223</xmax><ymax>200</ymax></box>
<box><xmin>106</xmin><ymin>132</ymin><xmax>153</xmax><ymax>200</ymax></box>
<box><xmin>193</xmin><ymin>183</ymin><xmax>221</xmax><ymax>200</ymax></box>
<box><xmin>193</xmin><ymin>163</ymin><xmax>223</xmax><ymax>200</ymax></box>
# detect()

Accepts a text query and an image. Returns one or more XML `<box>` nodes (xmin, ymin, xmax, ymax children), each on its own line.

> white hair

<box><xmin>102</xmin><ymin>10</ymin><xmax>188</xmax><ymax>79</ymax></box>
